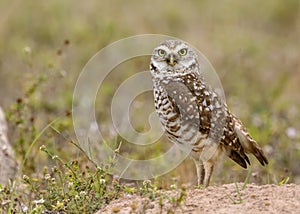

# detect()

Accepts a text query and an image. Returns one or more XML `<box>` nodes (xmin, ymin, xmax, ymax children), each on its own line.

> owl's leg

<box><xmin>192</xmin><ymin>158</ymin><xmax>204</xmax><ymax>186</ymax></box>
<box><xmin>203</xmin><ymin>161</ymin><xmax>214</xmax><ymax>187</ymax></box>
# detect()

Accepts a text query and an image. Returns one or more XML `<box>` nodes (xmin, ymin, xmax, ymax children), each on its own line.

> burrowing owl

<box><xmin>150</xmin><ymin>40</ymin><xmax>268</xmax><ymax>187</ymax></box>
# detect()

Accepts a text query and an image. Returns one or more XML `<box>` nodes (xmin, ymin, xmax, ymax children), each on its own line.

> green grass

<box><xmin>225</xmin><ymin>183</ymin><xmax>243</xmax><ymax>205</ymax></box>
<box><xmin>0</xmin><ymin>0</ymin><xmax>299</xmax><ymax>212</ymax></box>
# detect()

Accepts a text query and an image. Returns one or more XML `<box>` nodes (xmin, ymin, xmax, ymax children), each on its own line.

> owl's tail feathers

<box><xmin>234</xmin><ymin>125</ymin><xmax>268</xmax><ymax>166</ymax></box>
<box><xmin>247</xmin><ymin>138</ymin><xmax>269</xmax><ymax>166</ymax></box>
<box><xmin>228</xmin><ymin>150</ymin><xmax>249</xmax><ymax>169</ymax></box>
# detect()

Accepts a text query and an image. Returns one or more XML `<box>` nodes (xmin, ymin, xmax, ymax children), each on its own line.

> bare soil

<box><xmin>97</xmin><ymin>183</ymin><xmax>300</xmax><ymax>214</ymax></box>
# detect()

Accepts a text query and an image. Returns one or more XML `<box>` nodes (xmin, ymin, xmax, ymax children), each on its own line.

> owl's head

<box><xmin>150</xmin><ymin>40</ymin><xmax>199</xmax><ymax>77</ymax></box>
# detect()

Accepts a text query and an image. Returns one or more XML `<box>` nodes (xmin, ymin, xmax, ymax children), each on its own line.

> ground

<box><xmin>97</xmin><ymin>183</ymin><xmax>300</xmax><ymax>214</ymax></box>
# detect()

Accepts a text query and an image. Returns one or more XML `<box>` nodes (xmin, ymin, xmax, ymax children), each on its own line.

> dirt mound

<box><xmin>97</xmin><ymin>183</ymin><xmax>300</xmax><ymax>214</ymax></box>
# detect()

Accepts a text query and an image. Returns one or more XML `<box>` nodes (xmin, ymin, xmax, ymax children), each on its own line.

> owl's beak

<box><xmin>167</xmin><ymin>55</ymin><xmax>177</xmax><ymax>66</ymax></box>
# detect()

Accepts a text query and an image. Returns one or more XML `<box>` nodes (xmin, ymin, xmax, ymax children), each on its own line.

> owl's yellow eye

<box><xmin>158</xmin><ymin>49</ymin><xmax>166</xmax><ymax>57</ymax></box>
<box><xmin>178</xmin><ymin>48</ymin><xmax>187</xmax><ymax>56</ymax></box>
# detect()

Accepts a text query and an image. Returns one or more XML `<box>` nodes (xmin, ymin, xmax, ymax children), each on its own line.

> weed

<box><xmin>278</xmin><ymin>177</ymin><xmax>290</xmax><ymax>186</ymax></box>
<box><xmin>6</xmin><ymin>75</ymin><xmax>46</xmax><ymax>173</ymax></box>
<box><xmin>226</xmin><ymin>183</ymin><xmax>243</xmax><ymax>205</ymax></box>
<box><xmin>242</xmin><ymin>168</ymin><xmax>251</xmax><ymax>190</ymax></box>
<box><xmin>0</xmin><ymin>143</ymin><xmax>124</xmax><ymax>213</ymax></box>
<box><xmin>225</xmin><ymin>169</ymin><xmax>252</xmax><ymax>205</ymax></box>
<box><xmin>167</xmin><ymin>186</ymin><xmax>187</xmax><ymax>213</ymax></box>
<box><xmin>139</xmin><ymin>180</ymin><xmax>159</xmax><ymax>201</ymax></box>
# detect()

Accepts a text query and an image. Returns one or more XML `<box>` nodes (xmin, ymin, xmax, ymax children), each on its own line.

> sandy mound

<box><xmin>97</xmin><ymin>183</ymin><xmax>300</xmax><ymax>214</ymax></box>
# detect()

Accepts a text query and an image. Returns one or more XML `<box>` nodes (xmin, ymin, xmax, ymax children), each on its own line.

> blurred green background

<box><xmin>0</xmin><ymin>0</ymin><xmax>299</xmax><ymax>186</ymax></box>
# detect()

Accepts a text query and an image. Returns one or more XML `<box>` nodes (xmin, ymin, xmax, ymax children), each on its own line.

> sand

<box><xmin>97</xmin><ymin>183</ymin><xmax>300</xmax><ymax>214</ymax></box>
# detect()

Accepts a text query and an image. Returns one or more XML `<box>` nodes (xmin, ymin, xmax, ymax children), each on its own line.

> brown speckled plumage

<box><xmin>150</xmin><ymin>40</ymin><xmax>268</xmax><ymax>186</ymax></box>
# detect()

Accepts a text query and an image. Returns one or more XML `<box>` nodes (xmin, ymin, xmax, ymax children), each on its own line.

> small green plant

<box><xmin>0</xmin><ymin>143</ymin><xmax>125</xmax><ymax>213</ymax></box>
<box><xmin>6</xmin><ymin>75</ymin><xmax>47</xmax><ymax>173</ymax></box>
<box><xmin>225</xmin><ymin>168</ymin><xmax>252</xmax><ymax>205</ymax></box>
<box><xmin>139</xmin><ymin>180</ymin><xmax>159</xmax><ymax>201</ymax></box>
<box><xmin>158</xmin><ymin>196</ymin><xmax>164</xmax><ymax>213</ymax></box>
<box><xmin>242</xmin><ymin>168</ymin><xmax>251</xmax><ymax>190</ymax></box>
<box><xmin>278</xmin><ymin>177</ymin><xmax>290</xmax><ymax>186</ymax></box>
<box><xmin>167</xmin><ymin>186</ymin><xmax>187</xmax><ymax>213</ymax></box>
<box><xmin>226</xmin><ymin>183</ymin><xmax>243</xmax><ymax>205</ymax></box>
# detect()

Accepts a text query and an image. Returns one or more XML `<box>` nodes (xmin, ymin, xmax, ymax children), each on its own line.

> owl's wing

<box><xmin>162</xmin><ymin>74</ymin><xmax>268</xmax><ymax>168</ymax></box>
<box><xmin>232</xmin><ymin>114</ymin><xmax>268</xmax><ymax>166</ymax></box>
<box><xmin>181</xmin><ymin>74</ymin><xmax>267</xmax><ymax>168</ymax></box>
<box><xmin>222</xmin><ymin>106</ymin><xmax>251</xmax><ymax>168</ymax></box>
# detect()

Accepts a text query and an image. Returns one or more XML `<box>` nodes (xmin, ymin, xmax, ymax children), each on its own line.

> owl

<box><xmin>150</xmin><ymin>40</ymin><xmax>268</xmax><ymax>187</ymax></box>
